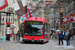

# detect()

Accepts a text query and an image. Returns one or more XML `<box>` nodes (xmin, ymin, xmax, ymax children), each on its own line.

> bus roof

<box><xmin>25</xmin><ymin>17</ymin><xmax>48</xmax><ymax>23</ymax></box>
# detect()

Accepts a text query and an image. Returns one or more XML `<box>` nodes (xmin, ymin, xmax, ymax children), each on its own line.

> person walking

<box><xmin>58</xmin><ymin>31</ymin><xmax>63</xmax><ymax>45</ymax></box>
<box><xmin>63</xmin><ymin>30</ymin><xmax>67</xmax><ymax>46</ymax></box>
<box><xmin>50</xmin><ymin>30</ymin><xmax>53</xmax><ymax>38</ymax></box>
<box><xmin>65</xmin><ymin>30</ymin><xmax>70</xmax><ymax>46</ymax></box>
<box><xmin>71</xmin><ymin>30</ymin><xmax>74</xmax><ymax>40</ymax></box>
<box><xmin>16</xmin><ymin>30</ymin><xmax>20</xmax><ymax>41</ymax></box>
<box><xmin>67</xmin><ymin>30</ymin><xmax>74</xmax><ymax>45</ymax></box>
<box><xmin>62</xmin><ymin>30</ymin><xmax>66</xmax><ymax>40</ymax></box>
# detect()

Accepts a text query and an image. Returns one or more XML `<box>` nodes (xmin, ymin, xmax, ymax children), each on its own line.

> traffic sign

<box><xmin>20</xmin><ymin>17</ymin><xmax>25</xmax><ymax>23</ymax></box>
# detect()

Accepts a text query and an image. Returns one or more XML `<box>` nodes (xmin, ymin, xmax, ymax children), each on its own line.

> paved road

<box><xmin>70</xmin><ymin>39</ymin><xmax>75</xmax><ymax>47</ymax></box>
<box><xmin>0</xmin><ymin>39</ymin><xmax>75</xmax><ymax>50</ymax></box>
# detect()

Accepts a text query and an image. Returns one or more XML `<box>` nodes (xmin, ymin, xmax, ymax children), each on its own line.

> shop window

<box><xmin>15</xmin><ymin>19</ymin><xmax>16</xmax><ymax>21</ymax></box>
<box><xmin>6</xmin><ymin>18</ymin><xmax>7</xmax><ymax>22</ymax></box>
<box><xmin>11</xmin><ymin>18</ymin><xmax>12</xmax><ymax>21</ymax></box>
<box><xmin>3</xmin><ymin>18</ymin><xmax>4</xmax><ymax>22</ymax></box>
<box><xmin>17</xmin><ymin>0</ymin><xmax>20</xmax><ymax>1</ymax></box>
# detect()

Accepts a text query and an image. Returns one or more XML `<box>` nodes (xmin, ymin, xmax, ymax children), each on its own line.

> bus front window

<box><xmin>24</xmin><ymin>21</ymin><xmax>43</xmax><ymax>36</ymax></box>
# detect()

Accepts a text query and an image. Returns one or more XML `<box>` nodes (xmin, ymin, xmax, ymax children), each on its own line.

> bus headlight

<box><xmin>24</xmin><ymin>38</ymin><xmax>27</xmax><ymax>39</ymax></box>
<box><xmin>39</xmin><ymin>39</ymin><xmax>43</xmax><ymax>42</ymax></box>
<box><xmin>23</xmin><ymin>38</ymin><xmax>27</xmax><ymax>41</ymax></box>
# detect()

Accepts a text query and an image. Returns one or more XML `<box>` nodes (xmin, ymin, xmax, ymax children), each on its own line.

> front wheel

<box><xmin>47</xmin><ymin>41</ymin><xmax>49</xmax><ymax>43</ymax></box>
<box><xmin>41</xmin><ymin>41</ymin><xmax>44</xmax><ymax>44</ymax></box>
<box><xmin>23</xmin><ymin>39</ymin><xmax>27</xmax><ymax>43</ymax></box>
<box><xmin>24</xmin><ymin>41</ymin><xmax>27</xmax><ymax>43</ymax></box>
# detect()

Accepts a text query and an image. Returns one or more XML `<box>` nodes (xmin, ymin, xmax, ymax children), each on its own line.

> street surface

<box><xmin>0</xmin><ymin>39</ymin><xmax>75</xmax><ymax>50</ymax></box>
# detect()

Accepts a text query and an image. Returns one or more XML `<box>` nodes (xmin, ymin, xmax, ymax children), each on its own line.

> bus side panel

<box><xmin>47</xmin><ymin>33</ymin><xmax>50</xmax><ymax>41</ymax></box>
<box><xmin>43</xmin><ymin>22</ymin><xmax>50</xmax><ymax>42</ymax></box>
<box><xmin>44</xmin><ymin>33</ymin><xmax>50</xmax><ymax>42</ymax></box>
<box><xmin>44</xmin><ymin>34</ymin><xmax>47</xmax><ymax>42</ymax></box>
<box><xmin>43</xmin><ymin>22</ymin><xmax>47</xmax><ymax>42</ymax></box>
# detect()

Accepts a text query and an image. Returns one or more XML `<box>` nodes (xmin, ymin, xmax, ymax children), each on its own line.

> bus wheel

<box><xmin>23</xmin><ymin>39</ymin><xmax>27</xmax><ymax>43</ymax></box>
<box><xmin>41</xmin><ymin>41</ymin><xmax>44</xmax><ymax>44</ymax></box>
<box><xmin>47</xmin><ymin>41</ymin><xmax>49</xmax><ymax>43</ymax></box>
<box><xmin>24</xmin><ymin>41</ymin><xmax>27</xmax><ymax>43</ymax></box>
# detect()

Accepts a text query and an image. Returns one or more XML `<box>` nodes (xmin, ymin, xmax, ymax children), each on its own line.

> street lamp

<box><xmin>59</xmin><ymin>8</ymin><xmax>64</xmax><ymax>30</ymax></box>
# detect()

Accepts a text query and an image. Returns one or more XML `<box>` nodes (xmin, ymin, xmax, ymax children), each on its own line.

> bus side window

<box><xmin>44</xmin><ymin>23</ymin><xmax>47</xmax><ymax>34</ymax></box>
<box><xmin>44</xmin><ymin>23</ymin><xmax>45</xmax><ymax>34</ymax></box>
<box><xmin>44</xmin><ymin>23</ymin><xmax>49</xmax><ymax>34</ymax></box>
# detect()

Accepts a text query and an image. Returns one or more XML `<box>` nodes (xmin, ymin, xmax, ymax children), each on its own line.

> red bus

<box><xmin>23</xmin><ymin>17</ymin><xmax>50</xmax><ymax>43</ymax></box>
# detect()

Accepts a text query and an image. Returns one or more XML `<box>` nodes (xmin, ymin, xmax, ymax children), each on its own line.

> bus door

<box><xmin>44</xmin><ymin>23</ymin><xmax>47</xmax><ymax>41</ymax></box>
<box><xmin>44</xmin><ymin>23</ymin><xmax>50</xmax><ymax>41</ymax></box>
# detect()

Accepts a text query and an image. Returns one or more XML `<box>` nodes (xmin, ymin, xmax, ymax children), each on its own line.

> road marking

<box><xmin>0</xmin><ymin>45</ymin><xmax>16</xmax><ymax>50</ymax></box>
<box><xmin>0</xmin><ymin>47</ymin><xmax>8</xmax><ymax>50</ymax></box>
<box><xmin>53</xmin><ymin>45</ymin><xmax>75</xmax><ymax>49</ymax></box>
<box><xmin>10</xmin><ymin>45</ymin><xmax>16</xmax><ymax>48</ymax></box>
<box><xmin>53</xmin><ymin>46</ymin><xmax>64</xmax><ymax>47</ymax></box>
<box><xmin>65</xmin><ymin>47</ymin><xmax>75</xmax><ymax>49</ymax></box>
<box><xmin>64</xmin><ymin>46</ymin><xmax>75</xmax><ymax>49</ymax></box>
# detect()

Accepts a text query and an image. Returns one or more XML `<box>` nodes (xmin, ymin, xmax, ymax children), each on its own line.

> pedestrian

<box><xmin>71</xmin><ymin>30</ymin><xmax>74</xmax><ymax>40</ymax></box>
<box><xmin>67</xmin><ymin>30</ymin><xmax>74</xmax><ymax>45</ymax></box>
<box><xmin>65</xmin><ymin>30</ymin><xmax>70</xmax><ymax>46</ymax></box>
<box><xmin>50</xmin><ymin>30</ymin><xmax>52</xmax><ymax>38</ymax></box>
<box><xmin>63</xmin><ymin>30</ymin><xmax>67</xmax><ymax>46</ymax></box>
<box><xmin>58</xmin><ymin>31</ymin><xmax>63</xmax><ymax>45</ymax></box>
<box><xmin>16</xmin><ymin>30</ymin><xmax>20</xmax><ymax>41</ymax></box>
<box><xmin>50</xmin><ymin>30</ymin><xmax>53</xmax><ymax>38</ymax></box>
<box><xmin>62</xmin><ymin>30</ymin><xmax>66</xmax><ymax>40</ymax></box>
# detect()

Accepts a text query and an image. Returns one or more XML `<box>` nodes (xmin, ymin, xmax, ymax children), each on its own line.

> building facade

<box><xmin>63</xmin><ymin>0</ymin><xmax>75</xmax><ymax>30</ymax></box>
<box><xmin>56</xmin><ymin>0</ymin><xmax>75</xmax><ymax>30</ymax></box>
<box><xmin>0</xmin><ymin>0</ymin><xmax>20</xmax><ymax>37</ymax></box>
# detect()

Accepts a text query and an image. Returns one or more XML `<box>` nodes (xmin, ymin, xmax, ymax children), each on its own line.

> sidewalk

<box><xmin>70</xmin><ymin>36</ymin><xmax>75</xmax><ymax>47</ymax></box>
<box><xmin>51</xmin><ymin>38</ymin><xmax>75</xmax><ymax>46</ymax></box>
<box><xmin>50</xmin><ymin>38</ymin><xmax>75</xmax><ymax>50</ymax></box>
<box><xmin>71</xmin><ymin>39</ymin><xmax>75</xmax><ymax>47</ymax></box>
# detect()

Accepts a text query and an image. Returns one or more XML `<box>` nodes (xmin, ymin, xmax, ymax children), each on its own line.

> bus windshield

<box><xmin>24</xmin><ymin>21</ymin><xmax>43</xmax><ymax>36</ymax></box>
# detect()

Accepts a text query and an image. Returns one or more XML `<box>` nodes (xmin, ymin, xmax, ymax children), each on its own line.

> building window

<box><xmin>11</xmin><ymin>18</ymin><xmax>12</xmax><ymax>21</ymax></box>
<box><xmin>13</xmin><ymin>0</ymin><xmax>14</xmax><ymax>3</ymax></box>
<box><xmin>6</xmin><ymin>18</ymin><xmax>7</xmax><ymax>22</ymax></box>
<box><xmin>17</xmin><ymin>0</ymin><xmax>20</xmax><ymax>1</ymax></box>
<box><xmin>3</xmin><ymin>18</ymin><xmax>4</xmax><ymax>22</ymax></box>
<box><xmin>8</xmin><ymin>18</ymin><xmax>10</xmax><ymax>22</ymax></box>
<box><xmin>15</xmin><ymin>18</ymin><xmax>16</xmax><ymax>21</ymax></box>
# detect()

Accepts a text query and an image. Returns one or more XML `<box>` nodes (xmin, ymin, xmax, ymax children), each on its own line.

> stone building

<box><xmin>56</xmin><ymin>0</ymin><xmax>75</xmax><ymax>30</ymax></box>
<box><xmin>0</xmin><ymin>0</ymin><xmax>20</xmax><ymax>37</ymax></box>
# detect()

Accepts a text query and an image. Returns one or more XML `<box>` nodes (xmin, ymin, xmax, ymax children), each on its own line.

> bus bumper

<box><xmin>23</xmin><ymin>38</ymin><xmax>43</xmax><ymax>42</ymax></box>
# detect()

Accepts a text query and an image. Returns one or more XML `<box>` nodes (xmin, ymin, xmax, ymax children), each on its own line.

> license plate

<box><xmin>32</xmin><ymin>40</ymin><xmax>34</xmax><ymax>42</ymax></box>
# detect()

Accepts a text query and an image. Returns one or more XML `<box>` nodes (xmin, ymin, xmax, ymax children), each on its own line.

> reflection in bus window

<box><xmin>25</xmin><ymin>21</ymin><xmax>43</xmax><ymax>36</ymax></box>
<box><xmin>44</xmin><ymin>23</ymin><xmax>49</xmax><ymax>34</ymax></box>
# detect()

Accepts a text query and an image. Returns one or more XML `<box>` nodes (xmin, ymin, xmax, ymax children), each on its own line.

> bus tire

<box><xmin>41</xmin><ymin>41</ymin><xmax>44</xmax><ymax>44</ymax></box>
<box><xmin>24</xmin><ymin>41</ymin><xmax>27</xmax><ymax>43</ymax></box>
<box><xmin>23</xmin><ymin>39</ymin><xmax>27</xmax><ymax>43</ymax></box>
<box><xmin>47</xmin><ymin>41</ymin><xmax>49</xmax><ymax>43</ymax></box>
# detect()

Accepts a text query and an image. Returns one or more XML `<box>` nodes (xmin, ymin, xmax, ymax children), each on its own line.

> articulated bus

<box><xmin>23</xmin><ymin>17</ymin><xmax>50</xmax><ymax>43</ymax></box>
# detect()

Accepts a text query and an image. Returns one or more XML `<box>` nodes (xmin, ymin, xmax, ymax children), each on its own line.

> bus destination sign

<box><xmin>26</xmin><ymin>21</ymin><xmax>42</xmax><ymax>25</ymax></box>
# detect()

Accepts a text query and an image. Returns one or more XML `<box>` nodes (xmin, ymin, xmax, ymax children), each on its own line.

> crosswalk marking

<box><xmin>53</xmin><ymin>46</ymin><xmax>64</xmax><ymax>47</ymax></box>
<box><xmin>53</xmin><ymin>45</ymin><xmax>75</xmax><ymax>49</ymax></box>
